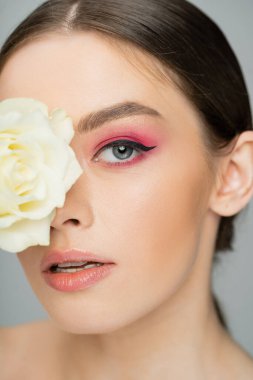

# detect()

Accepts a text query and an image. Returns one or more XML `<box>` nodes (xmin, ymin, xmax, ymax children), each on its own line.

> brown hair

<box><xmin>0</xmin><ymin>0</ymin><xmax>252</xmax><ymax>327</ymax></box>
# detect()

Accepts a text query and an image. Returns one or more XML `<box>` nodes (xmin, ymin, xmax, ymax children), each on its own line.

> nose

<box><xmin>50</xmin><ymin>175</ymin><xmax>94</xmax><ymax>231</ymax></box>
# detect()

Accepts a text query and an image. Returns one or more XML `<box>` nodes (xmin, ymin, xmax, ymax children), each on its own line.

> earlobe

<box><xmin>209</xmin><ymin>130</ymin><xmax>253</xmax><ymax>217</ymax></box>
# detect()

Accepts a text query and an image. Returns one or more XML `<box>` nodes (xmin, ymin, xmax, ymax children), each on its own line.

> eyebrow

<box><xmin>77</xmin><ymin>101</ymin><xmax>162</xmax><ymax>133</ymax></box>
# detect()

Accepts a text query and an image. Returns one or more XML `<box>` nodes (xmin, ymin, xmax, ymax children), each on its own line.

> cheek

<box><xmin>92</xmin><ymin>150</ymin><xmax>210</xmax><ymax>295</ymax></box>
<box><xmin>14</xmin><ymin>141</ymin><xmax>212</xmax><ymax>334</ymax></box>
<box><xmin>17</xmin><ymin>248</ymin><xmax>44</xmax><ymax>291</ymax></box>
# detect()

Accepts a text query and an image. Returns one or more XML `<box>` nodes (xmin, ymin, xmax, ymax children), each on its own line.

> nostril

<box><xmin>50</xmin><ymin>218</ymin><xmax>81</xmax><ymax>230</ymax></box>
<box><xmin>68</xmin><ymin>218</ymin><xmax>80</xmax><ymax>226</ymax></box>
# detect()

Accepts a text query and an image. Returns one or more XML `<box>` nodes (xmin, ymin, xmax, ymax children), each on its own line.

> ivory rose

<box><xmin>0</xmin><ymin>98</ymin><xmax>82</xmax><ymax>253</ymax></box>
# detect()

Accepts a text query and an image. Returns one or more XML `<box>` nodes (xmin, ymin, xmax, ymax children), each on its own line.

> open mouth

<box><xmin>49</xmin><ymin>261</ymin><xmax>105</xmax><ymax>273</ymax></box>
<box><xmin>41</xmin><ymin>251</ymin><xmax>116</xmax><ymax>291</ymax></box>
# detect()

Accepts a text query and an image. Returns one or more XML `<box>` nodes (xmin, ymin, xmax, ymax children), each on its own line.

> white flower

<box><xmin>0</xmin><ymin>98</ymin><xmax>83</xmax><ymax>253</ymax></box>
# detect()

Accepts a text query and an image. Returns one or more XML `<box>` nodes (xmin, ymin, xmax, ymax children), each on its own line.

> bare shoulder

<box><xmin>0</xmin><ymin>319</ymin><xmax>59</xmax><ymax>352</ymax></box>
<box><xmin>0</xmin><ymin>320</ymin><xmax>64</xmax><ymax>379</ymax></box>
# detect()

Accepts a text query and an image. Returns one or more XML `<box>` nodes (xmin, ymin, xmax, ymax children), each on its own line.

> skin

<box><xmin>1</xmin><ymin>32</ymin><xmax>253</xmax><ymax>380</ymax></box>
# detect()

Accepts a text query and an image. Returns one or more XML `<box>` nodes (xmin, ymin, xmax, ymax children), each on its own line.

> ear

<box><xmin>209</xmin><ymin>130</ymin><xmax>253</xmax><ymax>217</ymax></box>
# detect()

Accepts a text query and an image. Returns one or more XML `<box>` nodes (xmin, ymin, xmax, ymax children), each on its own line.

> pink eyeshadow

<box><xmin>91</xmin><ymin>124</ymin><xmax>164</xmax><ymax>151</ymax></box>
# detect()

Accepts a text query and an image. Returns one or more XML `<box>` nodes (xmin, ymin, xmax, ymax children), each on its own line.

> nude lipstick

<box><xmin>41</xmin><ymin>249</ymin><xmax>116</xmax><ymax>292</ymax></box>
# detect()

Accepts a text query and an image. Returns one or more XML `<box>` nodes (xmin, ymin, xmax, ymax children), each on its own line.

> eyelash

<box><xmin>93</xmin><ymin>139</ymin><xmax>156</xmax><ymax>167</ymax></box>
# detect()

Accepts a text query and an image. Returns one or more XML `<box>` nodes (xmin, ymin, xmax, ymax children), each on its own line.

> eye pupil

<box><xmin>113</xmin><ymin>145</ymin><xmax>133</xmax><ymax>160</ymax></box>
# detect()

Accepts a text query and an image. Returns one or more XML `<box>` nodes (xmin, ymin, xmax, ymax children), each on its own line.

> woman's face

<box><xmin>0</xmin><ymin>32</ymin><xmax>217</xmax><ymax>334</ymax></box>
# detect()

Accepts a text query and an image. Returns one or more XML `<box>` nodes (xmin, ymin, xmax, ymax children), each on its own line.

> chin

<box><xmin>42</xmin><ymin>292</ymin><xmax>158</xmax><ymax>336</ymax></box>
<box><xmin>48</xmin><ymin>312</ymin><xmax>135</xmax><ymax>335</ymax></box>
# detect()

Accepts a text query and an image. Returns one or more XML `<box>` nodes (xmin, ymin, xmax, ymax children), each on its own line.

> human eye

<box><xmin>93</xmin><ymin>139</ymin><xmax>156</xmax><ymax>167</ymax></box>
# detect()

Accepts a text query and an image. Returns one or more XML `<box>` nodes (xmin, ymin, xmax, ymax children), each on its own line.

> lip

<box><xmin>40</xmin><ymin>249</ymin><xmax>115</xmax><ymax>272</ymax></box>
<box><xmin>40</xmin><ymin>249</ymin><xmax>116</xmax><ymax>292</ymax></box>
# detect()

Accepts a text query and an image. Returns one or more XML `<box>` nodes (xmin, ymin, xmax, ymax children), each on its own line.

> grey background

<box><xmin>0</xmin><ymin>0</ymin><xmax>253</xmax><ymax>356</ymax></box>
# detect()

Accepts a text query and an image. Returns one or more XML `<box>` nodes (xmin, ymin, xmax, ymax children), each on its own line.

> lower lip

<box><xmin>42</xmin><ymin>264</ymin><xmax>115</xmax><ymax>292</ymax></box>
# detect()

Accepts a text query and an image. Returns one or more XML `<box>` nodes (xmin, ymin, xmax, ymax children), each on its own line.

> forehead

<box><xmin>0</xmin><ymin>32</ymin><xmax>169</xmax><ymax>113</ymax></box>
<box><xmin>0</xmin><ymin>30</ymin><xmax>205</xmax><ymax>151</ymax></box>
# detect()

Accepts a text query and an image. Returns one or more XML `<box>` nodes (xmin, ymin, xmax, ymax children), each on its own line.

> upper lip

<box><xmin>40</xmin><ymin>249</ymin><xmax>115</xmax><ymax>272</ymax></box>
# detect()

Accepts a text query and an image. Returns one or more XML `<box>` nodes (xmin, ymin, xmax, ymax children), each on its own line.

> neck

<box><xmin>91</xmin><ymin>295</ymin><xmax>224</xmax><ymax>378</ymax></box>
<box><xmin>64</xmin><ymin>268</ymin><xmax>227</xmax><ymax>379</ymax></box>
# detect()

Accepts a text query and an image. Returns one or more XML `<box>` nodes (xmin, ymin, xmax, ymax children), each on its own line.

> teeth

<box><xmin>57</xmin><ymin>261</ymin><xmax>88</xmax><ymax>268</ymax></box>
<box><xmin>84</xmin><ymin>263</ymin><xmax>102</xmax><ymax>269</ymax></box>
<box><xmin>56</xmin><ymin>267</ymin><xmax>86</xmax><ymax>273</ymax></box>
<box><xmin>52</xmin><ymin>262</ymin><xmax>104</xmax><ymax>273</ymax></box>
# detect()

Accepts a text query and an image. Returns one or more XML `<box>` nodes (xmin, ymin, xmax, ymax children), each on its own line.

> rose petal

<box><xmin>50</xmin><ymin>108</ymin><xmax>74</xmax><ymax>143</ymax></box>
<box><xmin>63</xmin><ymin>147</ymin><xmax>83</xmax><ymax>192</ymax></box>
<box><xmin>0</xmin><ymin>211</ymin><xmax>55</xmax><ymax>253</ymax></box>
<box><xmin>0</xmin><ymin>98</ymin><xmax>48</xmax><ymax>117</ymax></box>
<box><xmin>0</xmin><ymin>97</ymin><xmax>82</xmax><ymax>252</ymax></box>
